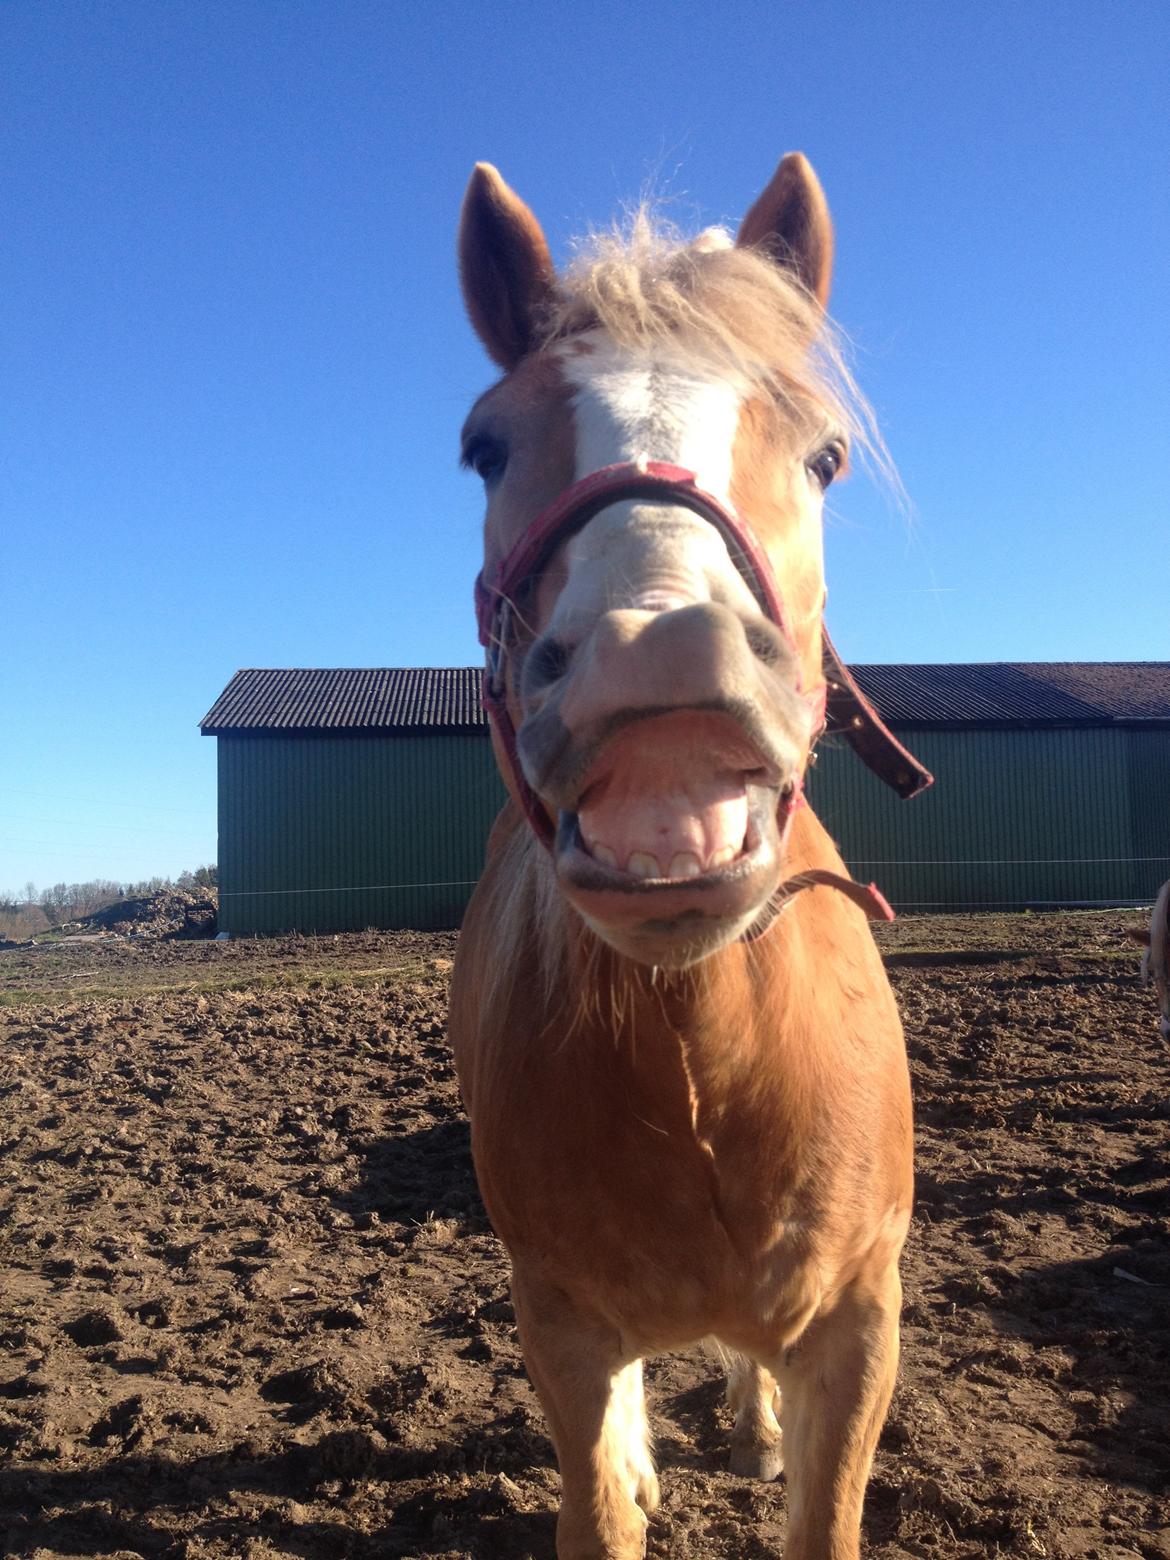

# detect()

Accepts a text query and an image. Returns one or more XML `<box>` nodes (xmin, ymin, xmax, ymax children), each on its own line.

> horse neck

<box><xmin>511</xmin><ymin>804</ymin><xmax>848</xmax><ymax>1074</ymax></box>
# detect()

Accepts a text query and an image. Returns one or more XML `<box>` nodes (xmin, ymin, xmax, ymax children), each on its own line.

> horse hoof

<box><xmin>729</xmin><ymin>1441</ymin><xmax>784</xmax><ymax>1481</ymax></box>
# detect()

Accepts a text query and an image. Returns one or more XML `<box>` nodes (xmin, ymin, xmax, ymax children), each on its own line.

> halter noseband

<box><xmin>473</xmin><ymin>459</ymin><xmax>930</xmax><ymax>927</ymax></box>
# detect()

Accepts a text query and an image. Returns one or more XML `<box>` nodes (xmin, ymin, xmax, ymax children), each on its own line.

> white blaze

<box><xmin>560</xmin><ymin>334</ymin><xmax>745</xmax><ymax>501</ymax></box>
<box><xmin>550</xmin><ymin>334</ymin><xmax>758</xmax><ymax>624</ymax></box>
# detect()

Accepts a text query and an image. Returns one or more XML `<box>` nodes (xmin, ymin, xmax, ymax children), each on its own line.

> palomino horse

<box><xmin>449</xmin><ymin>152</ymin><xmax>931</xmax><ymax>1560</ymax></box>
<box><xmin>1128</xmin><ymin>878</ymin><xmax>1170</xmax><ymax>1041</ymax></box>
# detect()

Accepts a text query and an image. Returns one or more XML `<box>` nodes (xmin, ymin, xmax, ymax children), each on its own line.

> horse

<box><xmin>448</xmin><ymin>151</ymin><xmax>931</xmax><ymax>1560</ymax></box>
<box><xmin>1127</xmin><ymin>878</ymin><xmax>1170</xmax><ymax>1041</ymax></box>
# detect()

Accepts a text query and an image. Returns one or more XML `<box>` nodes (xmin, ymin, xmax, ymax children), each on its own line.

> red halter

<box><xmin>473</xmin><ymin>459</ymin><xmax>930</xmax><ymax>926</ymax></box>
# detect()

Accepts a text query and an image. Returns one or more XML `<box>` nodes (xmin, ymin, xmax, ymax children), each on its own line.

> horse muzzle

<box><xmin>515</xmin><ymin>603</ymin><xmax>814</xmax><ymax>964</ymax></box>
<box><xmin>551</xmin><ymin>741</ymin><xmax>801</xmax><ymax>966</ymax></box>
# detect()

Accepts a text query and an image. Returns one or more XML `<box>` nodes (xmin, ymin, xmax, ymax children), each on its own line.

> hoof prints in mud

<box><xmin>1</xmin><ymin>916</ymin><xmax>1168</xmax><ymax>1558</ymax></box>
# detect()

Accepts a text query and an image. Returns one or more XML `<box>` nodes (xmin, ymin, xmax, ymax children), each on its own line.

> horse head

<box><xmin>459</xmin><ymin>155</ymin><xmax>863</xmax><ymax>967</ymax></box>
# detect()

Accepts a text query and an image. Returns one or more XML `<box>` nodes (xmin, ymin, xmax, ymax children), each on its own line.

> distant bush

<box><xmin>176</xmin><ymin>865</ymin><xmax>218</xmax><ymax>891</ymax></box>
<box><xmin>38</xmin><ymin>880</ymin><xmax>125</xmax><ymax>924</ymax></box>
<box><xmin>0</xmin><ymin>902</ymin><xmax>50</xmax><ymax>940</ymax></box>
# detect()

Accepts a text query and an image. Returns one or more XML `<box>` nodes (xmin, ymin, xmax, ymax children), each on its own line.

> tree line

<box><xmin>0</xmin><ymin>866</ymin><xmax>218</xmax><ymax>939</ymax></box>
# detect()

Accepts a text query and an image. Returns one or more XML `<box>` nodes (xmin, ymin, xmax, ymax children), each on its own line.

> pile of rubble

<box><xmin>78</xmin><ymin>887</ymin><xmax>218</xmax><ymax>940</ymax></box>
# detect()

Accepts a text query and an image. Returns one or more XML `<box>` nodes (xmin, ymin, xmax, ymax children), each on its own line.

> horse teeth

<box><xmin>669</xmin><ymin>852</ymin><xmax>703</xmax><ymax>879</ymax></box>
<box><xmin>627</xmin><ymin>851</ymin><xmax>661</xmax><ymax>879</ymax></box>
<box><xmin>710</xmin><ymin>845</ymin><xmax>737</xmax><ymax>868</ymax></box>
<box><xmin>591</xmin><ymin>843</ymin><xmax>618</xmax><ymax>868</ymax></box>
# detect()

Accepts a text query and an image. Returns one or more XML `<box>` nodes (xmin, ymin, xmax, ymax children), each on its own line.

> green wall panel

<box><xmin>807</xmin><ymin>727</ymin><xmax>1170</xmax><ymax>910</ymax></box>
<box><xmin>217</xmin><ymin>734</ymin><xmax>506</xmax><ymax>935</ymax></box>
<box><xmin>1125</xmin><ymin>728</ymin><xmax>1170</xmax><ymax>903</ymax></box>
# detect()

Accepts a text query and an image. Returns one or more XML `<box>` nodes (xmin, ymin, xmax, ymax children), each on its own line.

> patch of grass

<box><xmin>878</xmin><ymin>940</ymin><xmax>1137</xmax><ymax>957</ymax></box>
<box><xmin>0</xmin><ymin>955</ymin><xmax>439</xmax><ymax>1012</ymax></box>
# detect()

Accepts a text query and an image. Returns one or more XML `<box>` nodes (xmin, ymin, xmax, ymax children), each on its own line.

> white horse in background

<box><xmin>1127</xmin><ymin>878</ymin><xmax>1170</xmax><ymax>1041</ymax></box>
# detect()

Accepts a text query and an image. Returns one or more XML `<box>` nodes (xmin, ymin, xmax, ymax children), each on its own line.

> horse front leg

<box><xmin>772</xmin><ymin>1264</ymin><xmax>902</xmax><ymax>1560</ymax></box>
<box><xmin>511</xmin><ymin>1264</ymin><xmax>659</xmax><ymax>1560</ymax></box>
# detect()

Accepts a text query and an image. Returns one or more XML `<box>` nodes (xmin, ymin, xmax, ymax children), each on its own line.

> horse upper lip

<box><xmin>519</xmin><ymin>699</ymin><xmax>789</xmax><ymax>815</ymax></box>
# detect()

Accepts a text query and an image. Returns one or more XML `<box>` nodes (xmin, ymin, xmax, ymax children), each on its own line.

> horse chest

<box><xmin>470</xmin><ymin>1014</ymin><xmax>867</xmax><ymax>1349</ymax></box>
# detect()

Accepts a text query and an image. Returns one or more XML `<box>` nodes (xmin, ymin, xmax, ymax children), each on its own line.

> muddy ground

<box><xmin>1</xmin><ymin>912</ymin><xmax>1167</xmax><ymax>1559</ymax></box>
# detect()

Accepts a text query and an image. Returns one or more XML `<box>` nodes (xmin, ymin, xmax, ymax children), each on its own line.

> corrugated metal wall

<box><xmin>215</xmin><ymin>726</ymin><xmax>1170</xmax><ymax>932</ymax></box>
<box><xmin>807</xmin><ymin>726</ymin><xmax>1170</xmax><ymax>909</ymax></box>
<box><xmin>217</xmin><ymin>733</ymin><xmax>506</xmax><ymax>935</ymax></box>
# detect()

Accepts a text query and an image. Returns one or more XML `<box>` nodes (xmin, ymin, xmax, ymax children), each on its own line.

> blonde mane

<box><xmin>538</xmin><ymin>208</ymin><xmax>880</xmax><ymax>460</ymax></box>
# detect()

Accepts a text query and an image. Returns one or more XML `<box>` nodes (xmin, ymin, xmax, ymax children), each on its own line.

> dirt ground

<box><xmin>1</xmin><ymin>911</ymin><xmax>1167</xmax><ymax>1560</ymax></box>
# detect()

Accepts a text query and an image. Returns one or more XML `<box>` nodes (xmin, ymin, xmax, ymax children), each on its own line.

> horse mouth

<box><xmin>551</xmin><ymin>711</ymin><xmax>795</xmax><ymax>949</ymax></box>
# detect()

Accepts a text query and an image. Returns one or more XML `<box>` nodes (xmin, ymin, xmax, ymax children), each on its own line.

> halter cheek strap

<box><xmin>473</xmin><ymin>459</ymin><xmax>930</xmax><ymax>926</ymax></box>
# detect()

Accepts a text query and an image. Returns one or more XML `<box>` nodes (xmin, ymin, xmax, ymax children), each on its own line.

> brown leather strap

<box><xmin>822</xmin><ymin>627</ymin><xmax>933</xmax><ymax>799</ymax></box>
<box><xmin>744</xmin><ymin>865</ymin><xmax>895</xmax><ymax>941</ymax></box>
<box><xmin>776</xmin><ymin>868</ymin><xmax>895</xmax><ymax>921</ymax></box>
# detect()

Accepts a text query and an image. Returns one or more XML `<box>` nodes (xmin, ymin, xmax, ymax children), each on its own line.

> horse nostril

<box><xmin>524</xmin><ymin>635</ymin><xmax>570</xmax><ymax>693</ymax></box>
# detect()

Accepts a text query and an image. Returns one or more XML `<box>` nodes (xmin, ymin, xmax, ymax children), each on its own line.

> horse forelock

<box><xmin>534</xmin><ymin>209</ymin><xmax>876</xmax><ymax>460</ymax></box>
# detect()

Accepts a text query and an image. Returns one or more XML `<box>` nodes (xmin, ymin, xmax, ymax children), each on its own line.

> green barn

<box><xmin>200</xmin><ymin>662</ymin><xmax>1170</xmax><ymax>935</ymax></box>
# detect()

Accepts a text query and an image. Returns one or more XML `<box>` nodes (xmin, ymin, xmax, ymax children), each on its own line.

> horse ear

<box><xmin>736</xmin><ymin>153</ymin><xmax>834</xmax><ymax>309</ymax></box>
<box><xmin>460</xmin><ymin>163</ymin><xmax>557</xmax><ymax>369</ymax></box>
<box><xmin>1126</xmin><ymin>928</ymin><xmax>1152</xmax><ymax>946</ymax></box>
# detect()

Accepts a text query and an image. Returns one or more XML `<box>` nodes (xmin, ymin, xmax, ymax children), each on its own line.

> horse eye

<box><xmin>807</xmin><ymin>444</ymin><xmax>844</xmax><ymax>491</ymax></box>
<box><xmin>463</xmin><ymin>437</ymin><xmax>509</xmax><ymax>486</ymax></box>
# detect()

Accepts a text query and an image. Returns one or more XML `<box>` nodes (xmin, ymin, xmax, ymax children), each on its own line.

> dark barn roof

<box><xmin>849</xmin><ymin>662</ymin><xmax>1170</xmax><ymax>726</ymax></box>
<box><xmin>200</xmin><ymin>667</ymin><xmax>486</xmax><ymax>733</ymax></box>
<box><xmin>201</xmin><ymin>662</ymin><xmax>1170</xmax><ymax>735</ymax></box>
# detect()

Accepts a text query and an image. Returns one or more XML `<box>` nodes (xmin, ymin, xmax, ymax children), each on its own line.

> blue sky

<box><xmin>3</xmin><ymin>0</ymin><xmax>1168</xmax><ymax>891</ymax></box>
